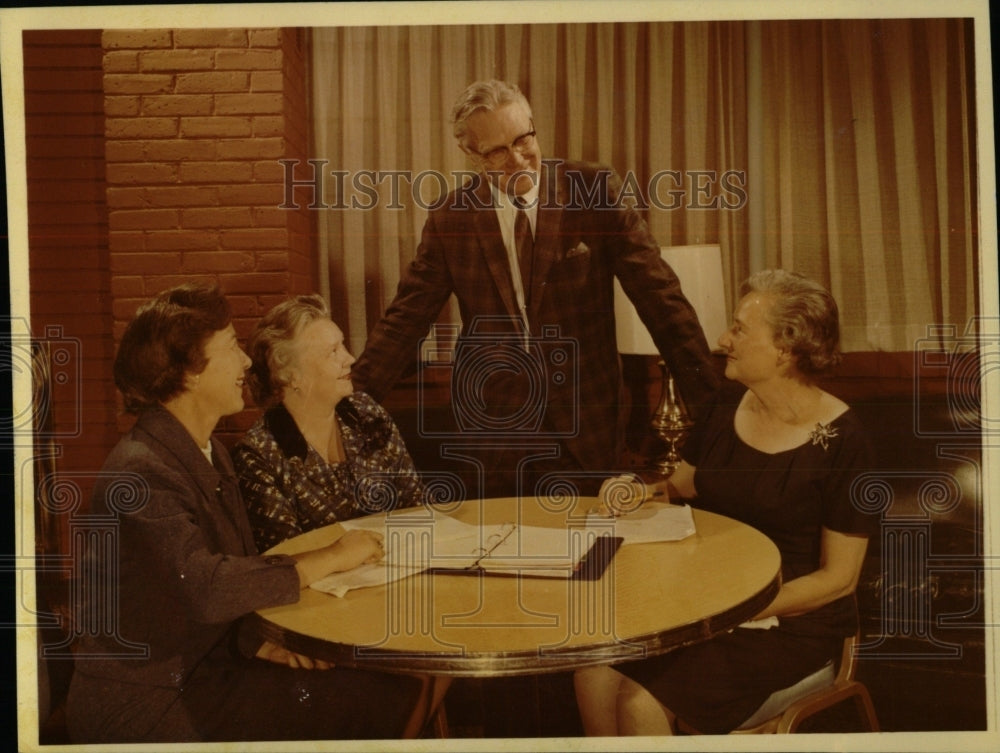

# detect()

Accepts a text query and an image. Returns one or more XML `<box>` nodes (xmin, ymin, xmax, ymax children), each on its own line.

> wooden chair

<box><xmin>731</xmin><ymin>633</ymin><xmax>879</xmax><ymax>734</ymax></box>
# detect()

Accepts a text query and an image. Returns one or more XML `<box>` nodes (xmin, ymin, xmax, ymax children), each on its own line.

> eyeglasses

<box><xmin>470</xmin><ymin>127</ymin><xmax>536</xmax><ymax>168</ymax></box>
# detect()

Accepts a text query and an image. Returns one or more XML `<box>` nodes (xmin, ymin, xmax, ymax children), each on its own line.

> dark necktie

<box><xmin>514</xmin><ymin>199</ymin><xmax>533</xmax><ymax>300</ymax></box>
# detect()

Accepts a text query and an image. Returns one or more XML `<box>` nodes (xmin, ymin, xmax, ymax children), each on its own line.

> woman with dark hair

<box><xmin>66</xmin><ymin>284</ymin><xmax>429</xmax><ymax>743</ymax></box>
<box><xmin>234</xmin><ymin>294</ymin><xmax>424</xmax><ymax>552</ymax></box>
<box><xmin>574</xmin><ymin>270</ymin><xmax>878</xmax><ymax>735</ymax></box>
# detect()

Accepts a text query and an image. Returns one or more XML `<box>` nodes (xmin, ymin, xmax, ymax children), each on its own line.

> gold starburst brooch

<box><xmin>809</xmin><ymin>422</ymin><xmax>838</xmax><ymax>451</ymax></box>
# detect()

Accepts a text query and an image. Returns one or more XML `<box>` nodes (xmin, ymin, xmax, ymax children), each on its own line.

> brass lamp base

<box><xmin>649</xmin><ymin>360</ymin><xmax>693</xmax><ymax>476</ymax></box>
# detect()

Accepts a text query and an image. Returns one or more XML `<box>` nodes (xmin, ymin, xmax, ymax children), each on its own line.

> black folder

<box><xmin>430</xmin><ymin>533</ymin><xmax>624</xmax><ymax>581</ymax></box>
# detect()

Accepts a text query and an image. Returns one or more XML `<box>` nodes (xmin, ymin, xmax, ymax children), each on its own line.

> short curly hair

<box><xmin>742</xmin><ymin>269</ymin><xmax>842</xmax><ymax>376</ymax></box>
<box><xmin>245</xmin><ymin>294</ymin><xmax>331</xmax><ymax>407</ymax></box>
<box><xmin>114</xmin><ymin>283</ymin><xmax>232</xmax><ymax>414</ymax></box>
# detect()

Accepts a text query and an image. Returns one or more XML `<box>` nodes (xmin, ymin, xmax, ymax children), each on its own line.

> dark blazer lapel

<box><xmin>528</xmin><ymin>161</ymin><xmax>564</xmax><ymax>329</ymax></box>
<box><xmin>471</xmin><ymin>175</ymin><xmax>521</xmax><ymax>320</ymax></box>
<box><xmin>138</xmin><ymin>407</ymin><xmax>221</xmax><ymax>505</ymax></box>
<box><xmin>138</xmin><ymin>407</ymin><xmax>256</xmax><ymax>555</ymax></box>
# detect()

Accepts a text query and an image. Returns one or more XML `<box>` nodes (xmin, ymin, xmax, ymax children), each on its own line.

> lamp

<box><xmin>614</xmin><ymin>244</ymin><xmax>728</xmax><ymax>475</ymax></box>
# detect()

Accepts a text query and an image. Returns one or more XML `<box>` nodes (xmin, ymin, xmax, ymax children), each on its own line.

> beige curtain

<box><xmin>758</xmin><ymin>19</ymin><xmax>977</xmax><ymax>351</ymax></box>
<box><xmin>311</xmin><ymin>19</ymin><xmax>977</xmax><ymax>355</ymax></box>
<box><xmin>312</xmin><ymin>23</ymin><xmax>748</xmax><ymax>355</ymax></box>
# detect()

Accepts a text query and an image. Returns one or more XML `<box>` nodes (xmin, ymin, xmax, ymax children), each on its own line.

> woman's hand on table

<box><xmin>594</xmin><ymin>475</ymin><xmax>647</xmax><ymax>517</ymax></box>
<box><xmin>292</xmin><ymin>528</ymin><xmax>385</xmax><ymax>587</ymax></box>
<box><xmin>255</xmin><ymin>639</ymin><xmax>332</xmax><ymax>670</ymax></box>
<box><xmin>595</xmin><ymin>474</ymin><xmax>677</xmax><ymax>517</ymax></box>
<box><xmin>333</xmin><ymin>528</ymin><xmax>385</xmax><ymax>567</ymax></box>
<box><xmin>593</xmin><ymin>466</ymin><xmax>695</xmax><ymax>517</ymax></box>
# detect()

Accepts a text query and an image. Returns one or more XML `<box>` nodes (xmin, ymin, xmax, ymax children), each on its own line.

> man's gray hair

<box><xmin>451</xmin><ymin>79</ymin><xmax>533</xmax><ymax>149</ymax></box>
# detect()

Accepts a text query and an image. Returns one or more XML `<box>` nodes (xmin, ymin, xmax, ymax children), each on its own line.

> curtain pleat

<box><xmin>715</xmin><ymin>23</ymin><xmax>748</xmax><ymax>304</ymax></box>
<box><xmin>312</xmin><ymin>19</ymin><xmax>975</xmax><ymax>355</ymax></box>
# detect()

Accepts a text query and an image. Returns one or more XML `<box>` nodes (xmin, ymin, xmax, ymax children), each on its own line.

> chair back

<box><xmin>726</xmin><ymin>631</ymin><xmax>879</xmax><ymax>734</ymax></box>
<box><xmin>836</xmin><ymin>632</ymin><xmax>859</xmax><ymax>683</ymax></box>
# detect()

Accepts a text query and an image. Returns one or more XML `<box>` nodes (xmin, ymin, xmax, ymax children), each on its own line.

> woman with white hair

<box><xmin>66</xmin><ymin>284</ymin><xmax>426</xmax><ymax>743</ymax></box>
<box><xmin>234</xmin><ymin>294</ymin><xmax>425</xmax><ymax>553</ymax></box>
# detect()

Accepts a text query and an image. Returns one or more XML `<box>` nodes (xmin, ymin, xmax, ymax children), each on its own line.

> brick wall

<box><xmin>25</xmin><ymin>27</ymin><xmax>315</xmax><ymax>521</ymax></box>
<box><xmin>100</xmin><ymin>27</ymin><xmax>315</xmax><ymax>439</ymax></box>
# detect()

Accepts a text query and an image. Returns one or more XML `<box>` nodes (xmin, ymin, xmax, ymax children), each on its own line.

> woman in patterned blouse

<box><xmin>234</xmin><ymin>295</ymin><xmax>425</xmax><ymax>552</ymax></box>
<box><xmin>66</xmin><ymin>284</ymin><xmax>427</xmax><ymax>742</ymax></box>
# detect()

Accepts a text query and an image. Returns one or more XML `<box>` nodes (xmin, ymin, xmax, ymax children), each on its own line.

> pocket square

<box><xmin>565</xmin><ymin>242</ymin><xmax>591</xmax><ymax>258</ymax></box>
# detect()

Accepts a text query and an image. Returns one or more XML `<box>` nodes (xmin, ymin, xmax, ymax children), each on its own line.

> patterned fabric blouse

<box><xmin>233</xmin><ymin>391</ymin><xmax>424</xmax><ymax>552</ymax></box>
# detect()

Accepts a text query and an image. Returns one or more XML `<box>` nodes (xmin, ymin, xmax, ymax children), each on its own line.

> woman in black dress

<box><xmin>574</xmin><ymin>270</ymin><xmax>878</xmax><ymax>735</ymax></box>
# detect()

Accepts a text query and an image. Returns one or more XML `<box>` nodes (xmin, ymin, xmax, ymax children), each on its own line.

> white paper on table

<box><xmin>310</xmin><ymin>507</ymin><xmax>489</xmax><ymax>597</ymax></box>
<box><xmin>309</xmin><ymin>507</ymin><xmax>602</xmax><ymax>595</ymax></box>
<box><xmin>476</xmin><ymin>524</ymin><xmax>580</xmax><ymax>568</ymax></box>
<box><xmin>585</xmin><ymin>501</ymin><xmax>696</xmax><ymax>544</ymax></box>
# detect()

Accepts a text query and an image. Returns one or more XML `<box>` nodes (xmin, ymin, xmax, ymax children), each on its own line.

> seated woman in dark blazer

<box><xmin>234</xmin><ymin>294</ymin><xmax>425</xmax><ymax>552</ymax></box>
<box><xmin>66</xmin><ymin>284</ymin><xmax>429</xmax><ymax>743</ymax></box>
<box><xmin>574</xmin><ymin>270</ymin><xmax>879</xmax><ymax>735</ymax></box>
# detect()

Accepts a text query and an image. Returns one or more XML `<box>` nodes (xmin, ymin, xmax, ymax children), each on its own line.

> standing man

<box><xmin>352</xmin><ymin>79</ymin><xmax>718</xmax><ymax>499</ymax></box>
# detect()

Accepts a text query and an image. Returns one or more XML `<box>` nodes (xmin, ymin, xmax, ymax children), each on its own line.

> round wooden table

<box><xmin>251</xmin><ymin>497</ymin><xmax>781</xmax><ymax>677</ymax></box>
